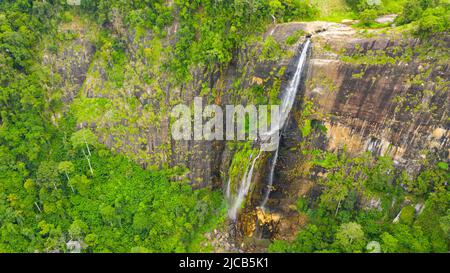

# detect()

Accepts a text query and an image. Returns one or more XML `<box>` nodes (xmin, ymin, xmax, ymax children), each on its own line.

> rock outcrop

<box><xmin>243</xmin><ymin>22</ymin><xmax>449</xmax><ymax>248</ymax></box>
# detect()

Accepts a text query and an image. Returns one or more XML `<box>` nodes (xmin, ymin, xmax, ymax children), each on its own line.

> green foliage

<box><xmin>396</xmin><ymin>0</ymin><xmax>449</xmax><ymax>36</ymax></box>
<box><xmin>0</xmin><ymin>1</ymin><xmax>225</xmax><ymax>253</ymax></box>
<box><xmin>269</xmin><ymin>224</ymin><xmax>328</xmax><ymax>253</ymax></box>
<box><xmin>359</xmin><ymin>9</ymin><xmax>378</xmax><ymax>26</ymax></box>
<box><xmin>334</xmin><ymin>222</ymin><xmax>366</xmax><ymax>252</ymax></box>
<box><xmin>439</xmin><ymin>213</ymin><xmax>450</xmax><ymax>240</ymax></box>
<box><xmin>437</xmin><ymin>162</ymin><xmax>449</xmax><ymax>171</ymax></box>
<box><xmin>80</xmin><ymin>0</ymin><xmax>173</xmax><ymax>30</ymax></box>
<box><xmin>70</xmin><ymin>129</ymin><xmax>98</xmax><ymax>151</ymax></box>
<box><xmin>346</xmin><ymin>0</ymin><xmax>382</xmax><ymax>12</ymax></box>
<box><xmin>405</xmin><ymin>162</ymin><xmax>449</xmax><ymax>196</ymax></box>
<box><xmin>399</xmin><ymin>206</ymin><xmax>415</xmax><ymax>225</ymax></box>
<box><xmin>227</xmin><ymin>142</ymin><xmax>256</xmax><ymax>187</ymax></box>
<box><xmin>259</xmin><ymin>36</ymin><xmax>283</xmax><ymax>62</ymax></box>
<box><xmin>78</xmin><ymin>0</ymin><xmax>320</xmax><ymax>82</ymax></box>
<box><xmin>344</xmin><ymin>0</ymin><xmax>448</xmax><ymax>32</ymax></box>
<box><xmin>365</xmin><ymin>156</ymin><xmax>394</xmax><ymax>192</ymax></box>
<box><xmin>414</xmin><ymin>192</ymin><xmax>449</xmax><ymax>252</ymax></box>
<box><xmin>301</xmin><ymin>120</ymin><xmax>312</xmax><ymax>138</ymax></box>
<box><xmin>269</xmin><ymin>0</ymin><xmax>319</xmax><ymax>22</ymax></box>
<box><xmin>1</xmin><ymin>128</ymin><xmax>225</xmax><ymax>252</ymax></box>
<box><xmin>380</xmin><ymin>0</ymin><xmax>408</xmax><ymax>13</ymax></box>
<box><xmin>389</xmin><ymin>224</ymin><xmax>431</xmax><ymax>252</ymax></box>
<box><xmin>380</xmin><ymin>232</ymin><xmax>399</xmax><ymax>252</ymax></box>
<box><xmin>285</xmin><ymin>30</ymin><xmax>306</xmax><ymax>45</ymax></box>
<box><xmin>308</xmin><ymin>0</ymin><xmax>356</xmax><ymax>22</ymax></box>
<box><xmin>269</xmin><ymin>147</ymin><xmax>449</xmax><ymax>253</ymax></box>
<box><xmin>415</xmin><ymin>5</ymin><xmax>450</xmax><ymax>36</ymax></box>
<box><xmin>366</xmin><ymin>241</ymin><xmax>381</xmax><ymax>253</ymax></box>
<box><xmin>167</xmin><ymin>0</ymin><xmax>318</xmax><ymax>81</ymax></box>
<box><xmin>0</xmin><ymin>0</ymin><xmax>448</xmax><ymax>254</ymax></box>
<box><xmin>397</xmin><ymin>0</ymin><xmax>424</xmax><ymax>24</ymax></box>
<box><xmin>296</xmin><ymin>197</ymin><xmax>309</xmax><ymax>212</ymax></box>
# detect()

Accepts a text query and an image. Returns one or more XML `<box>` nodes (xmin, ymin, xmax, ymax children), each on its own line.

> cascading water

<box><xmin>227</xmin><ymin>39</ymin><xmax>311</xmax><ymax>220</ymax></box>
<box><xmin>228</xmin><ymin>151</ymin><xmax>262</xmax><ymax>220</ymax></box>
<box><xmin>260</xmin><ymin>141</ymin><xmax>279</xmax><ymax>208</ymax></box>
<box><xmin>260</xmin><ymin>39</ymin><xmax>310</xmax><ymax>209</ymax></box>
<box><xmin>262</xmin><ymin>39</ymin><xmax>311</xmax><ymax>138</ymax></box>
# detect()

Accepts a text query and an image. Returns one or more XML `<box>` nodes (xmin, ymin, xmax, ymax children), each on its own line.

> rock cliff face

<box><xmin>43</xmin><ymin>19</ymin><xmax>97</xmax><ymax>103</ymax></box>
<box><xmin>43</xmin><ymin>17</ymin><xmax>449</xmax><ymax>249</ymax></box>
<box><xmin>43</xmin><ymin>15</ymin><xmax>229</xmax><ymax>188</ymax></box>
<box><xmin>238</xmin><ymin>22</ymin><xmax>449</xmax><ymax>248</ymax></box>
<box><xmin>306</xmin><ymin>29</ymin><xmax>449</xmax><ymax>166</ymax></box>
<box><xmin>43</xmin><ymin>14</ymin><xmax>304</xmax><ymax>189</ymax></box>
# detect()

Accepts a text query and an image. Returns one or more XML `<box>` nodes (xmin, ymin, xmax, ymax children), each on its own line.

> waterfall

<box><xmin>226</xmin><ymin>177</ymin><xmax>231</xmax><ymax>201</ymax></box>
<box><xmin>227</xmin><ymin>38</ymin><xmax>311</xmax><ymax>220</ymax></box>
<box><xmin>261</xmin><ymin>39</ymin><xmax>311</xmax><ymax>138</ymax></box>
<box><xmin>260</xmin><ymin>141</ymin><xmax>279</xmax><ymax>208</ymax></box>
<box><xmin>260</xmin><ymin>38</ymin><xmax>310</xmax><ymax>210</ymax></box>
<box><xmin>228</xmin><ymin>151</ymin><xmax>262</xmax><ymax>220</ymax></box>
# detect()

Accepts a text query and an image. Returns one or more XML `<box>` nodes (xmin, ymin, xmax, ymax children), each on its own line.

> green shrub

<box><xmin>416</xmin><ymin>6</ymin><xmax>450</xmax><ymax>36</ymax></box>
<box><xmin>396</xmin><ymin>0</ymin><xmax>447</xmax><ymax>28</ymax></box>
<box><xmin>296</xmin><ymin>197</ymin><xmax>308</xmax><ymax>212</ymax></box>
<box><xmin>396</xmin><ymin>0</ymin><xmax>423</xmax><ymax>24</ymax></box>
<box><xmin>285</xmin><ymin>30</ymin><xmax>306</xmax><ymax>46</ymax></box>
<box><xmin>277</xmin><ymin>0</ymin><xmax>319</xmax><ymax>21</ymax></box>
<box><xmin>399</xmin><ymin>206</ymin><xmax>415</xmax><ymax>225</ymax></box>
<box><xmin>259</xmin><ymin>36</ymin><xmax>283</xmax><ymax>62</ymax></box>
<box><xmin>346</xmin><ymin>0</ymin><xmax>382</xmax><ymax>12</ymax></box>
<box><xmin>360</xmin><ymin>9</ymin><xmax>378</xmax><ymax>26</ymax></box>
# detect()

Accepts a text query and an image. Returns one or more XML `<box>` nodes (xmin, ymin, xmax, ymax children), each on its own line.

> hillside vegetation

<box><xmin>0</xmin><ymin>0</ymin><xmax>448</xmax><ymax>253</ymax></box>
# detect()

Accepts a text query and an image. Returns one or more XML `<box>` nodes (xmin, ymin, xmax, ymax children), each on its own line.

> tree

<box><xmin>380</xmin><ymin>232</ymin><xmax>399</xmax><ymax>253</ymax></box>
<box><xmin>366</xmin><ymin>156</ymin><xmax>394</xmax><ymax>192</ymax></box>
<box><xmin>346</xmin><ymin>0</ymin><xmax>381</xmax><ymax>12</ymax></box>
<box><xmin>36</xmin><ymin>161</ymin><xmax>60</xmax><ymax>190</ymax></box>
<box><xmin>69</xmin><ymin>219</ymin><xmax>88</xmax><ymax>240</ymax></box>
<box><xmin>391</xmin><ymin>224</ymin><xmax>431</xmax><ymax>252</ymax></box>
<box><xmin>71</xmin><ymin>129</ymin><xmax>97</xmax><ymax>175</ymax></box>
<box><xmin>399</xmin><ymin>206</ymin><xmax>415</xmax><ymax>226</ymax></box>
<box><xmin>335</xmin><ymin>222</ymin><xmax>366</xmax><ymax>253</ymax></box>
<box><xmin>70</xmin><ymin>128</ymin><xmax>97</xmax><ymax>156</ymax></box>
<box><xmin>416</xmin><ymin>6</ymin><xmax>449</xmax><ymax>36</ymax></box>
<box><xmin>403</xmin><ymin>0</ymin><xmax>423</xmax><ymax>24</ymax></box>
<box><xmin>58</xmin><ymin>161</ymin><xmax>75</xmax><ymax>192</ymax></box>
<box><xmin>360</xmin><ymin>9</ymin><xmax>378</xmax><ymax>26</ymax></box>
<box><xmin>366</xmin><ymin>241</ymin><xmax>381</xmax><ymax>253</ymax></box>
<box><xmin>291</xmin><ymin>225</ymin><xmax>328</xmax><ymax>252</ymax></box>
<box><xmin>100</xmin><ymin>205</ymin><xmax>119</xmax><ymax>227</ymax></box>
<box><xmin>320</xmin><ymin>172</ymin><xmax>351</xmax><ymax>215</ymax></box>
<box><xmin>70</xmin><ymin>175</ymin><xmax>91</xmax><ymax>196</ymax></box>
<box><xmin>439</xmin><ymin>212</ymin><xmax>450</xmax><ymax>240</ymax></box>
<box><xmin>269</xmin><ymin>0</ymin><xmax>284</xmax><ymax>24</ymax></box>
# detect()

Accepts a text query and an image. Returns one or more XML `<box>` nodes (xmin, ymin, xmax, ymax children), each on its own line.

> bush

<box><xmin>285</xmin><ymin>30</ymin><xmax>306</xmax><ymax>45</ymax></box>
<box><xmin>360</xmin><ymin>9</ymin><xmax>378</xmax><ymax>26</ymax></box>
<box><xmin>399</xmin><ymin>206</ymin><xmax>416</xmax><ymax>225</ymax></box>
<box><xmin>271</xmin><ymin>0</ymin><xmax>319</xmax><ymax>22</ymax></box>
<box><xmin>416</xmin><ymin>6</ymin><xmax>450</xmax><ymax>36</ymax></box>
<box><xmin>259</xmin><ymin>36</ymin><xmax>282</xmax><ymax>62</ymax></box>
<box><xmin>396</xmin><ymin>0</ymin><xmax>447</xmax><ymax>26</ymax></box>
<box><xmin>397</xmin><ymin>0</ymin><xmax>423</xmax><ymax>24</ymax></box>
<box><xmin>296</xmin><ymin>197</ymin><xmax>308</xmax><ymax>212</ymax></box>
<box><xmin>346</xmin><ymin>0</ymin><xmax>382</xmax><ymax>12</ymax></box>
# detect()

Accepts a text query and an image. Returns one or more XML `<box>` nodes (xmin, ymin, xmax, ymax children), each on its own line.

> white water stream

<box><xmin>227</xmin><ymin>39</ymin><xmax>311</xmax><ymax>220</ymax></box>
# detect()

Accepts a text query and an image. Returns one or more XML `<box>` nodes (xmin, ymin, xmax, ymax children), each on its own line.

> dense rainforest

<box><xmin>0</xmin><ymin>0</ymin><xmax>448</xmax><ymax>253</ymax></box>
